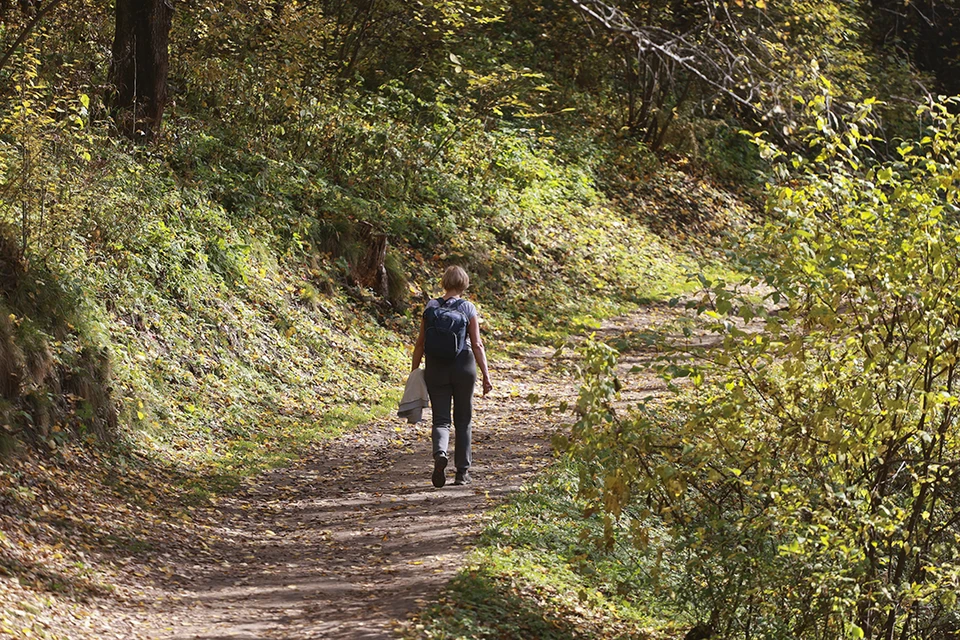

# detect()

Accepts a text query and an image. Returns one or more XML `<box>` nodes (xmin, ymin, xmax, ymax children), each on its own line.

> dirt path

<box><xmin>132</xmin><ymin>342</ymin><xmax>580</xmax><ymax>640</ymax></box>
<box><xmin>136</xmin><ymin>305</ymin><xmax>693</xmax><ymax>639</ymax></box>
<box><xmin>1</xmin><ymin>305</ymin><xmax>689</xmax><ymax>640</ymax></box>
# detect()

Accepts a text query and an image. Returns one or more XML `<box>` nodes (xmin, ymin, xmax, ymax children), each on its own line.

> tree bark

<box><xmin>109</xmin><ymin>0</ymin><xmax>172</xmax><ymax>140</ymax></box>
<box><xmin>352</xmin><ymin>222</ymin><xmax>389</xmax><ymax>299</ymax></box>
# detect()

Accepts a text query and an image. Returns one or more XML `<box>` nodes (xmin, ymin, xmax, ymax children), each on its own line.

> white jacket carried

<box><xmin>397</xmin><ymin>368</ymin><xmax>429</xmax><ymax>424</ymax></box>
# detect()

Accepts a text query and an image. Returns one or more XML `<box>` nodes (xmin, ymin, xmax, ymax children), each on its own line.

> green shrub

<box><xmin>384</xmin><ymin>251</ymin><xmax>410</xmax><ymax>311</ymax></box>
<box><xmin>567</xmin><ymin>96</ymin><xmax>960</xmax><ymax>639</ymax></box>
<box><xmin>0</xmin><ymin>227</ymin><xmax>115</xmax><ymax>450</ymax></box>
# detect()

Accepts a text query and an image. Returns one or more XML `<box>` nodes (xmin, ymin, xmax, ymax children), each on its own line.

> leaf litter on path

<box><xmin>135</xmin><ymin>345</ymin><xmax>577</xmax><ymax>639</ymax></box>
<box><xmin>1</xmin><ymin>305</ymin><xmax>692</xmax><ymax>640</ymax></box>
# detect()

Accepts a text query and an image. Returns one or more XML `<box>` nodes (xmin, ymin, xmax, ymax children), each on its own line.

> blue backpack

<box><xmin>424</xmin><ymin>298</ymin><xmax>468</xmax><ymax>359</ymax></box>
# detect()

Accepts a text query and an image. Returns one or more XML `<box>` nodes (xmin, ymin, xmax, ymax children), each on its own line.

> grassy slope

<box><xmin>0</xmin><ymin>108</ymin><xmax>751</xmax><ymax>637</ymax></box>
<box><xmin>405</xmin><ymin>463</ymin><xmax>687</xmax><ymax>640</ymax></box>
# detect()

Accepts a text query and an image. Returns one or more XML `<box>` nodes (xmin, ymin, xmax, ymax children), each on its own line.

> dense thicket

<box><xmin>569</xmin><ymin>96</ymin><xmax>960</xmax><ymax>639</ymax></box>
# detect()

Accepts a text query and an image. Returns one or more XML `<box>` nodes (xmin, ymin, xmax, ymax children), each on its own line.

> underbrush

<box><xmin>0</xmin><ymin>230</ymin><xmax>116</xmax><ymax>452</ymax></box>
<box><xmin>0</xmin><ymin>70</ymin><xmax>748</xmax><ymax>637</ymax></box>
<box><xmin>556</xmin><ymin>101</ymin><xmax>960</xmax><ymax>639</ymax></box>
<box><xmin>405</xmin><ymin>463</ymin><xmax>686</xmax><ymax>640</ymax></box>
<box><xmin>0</xmin><ymin>73</ymin><xmax>748</xmax><ymax>469</ymax></box>
<box><xmin>164</xmin><ymin>86</ymin><xmax>743</xmax><ymax>345</ymax></box>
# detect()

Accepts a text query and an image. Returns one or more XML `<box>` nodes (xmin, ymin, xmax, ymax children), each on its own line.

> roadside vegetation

<box><xmin>406</xmin><ymin>461</ymin><xmax>685</xmax><ymax>640</ymax></box>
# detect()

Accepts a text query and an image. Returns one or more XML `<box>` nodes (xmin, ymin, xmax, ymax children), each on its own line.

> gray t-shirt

<box><xmin>425</xmin><ymin>297</ymin><xmax>478</xmax><ymax>351</ymax></box>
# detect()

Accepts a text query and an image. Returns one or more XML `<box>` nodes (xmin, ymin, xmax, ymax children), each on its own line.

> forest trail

<box><xmin>131</xmin><ymin>305</ymin><xmax>680</xmax><ymax>640</ymax></box>
<box><xmin>0</xmin><ymin>305</ymin><xmax>683</xmax><ymax>640</ymax></box>
<box><xmin>136</xmin><ymin>345</ymin><xmax>579</xmax><ymax>639</ymax></box>
<box><xmin>140</xmin><ymin>349</ymin><xmax>575</xmax><ymax>638</ymax></box>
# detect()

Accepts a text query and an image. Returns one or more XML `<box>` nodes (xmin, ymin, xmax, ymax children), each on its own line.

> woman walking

<box><xmin>411</xmin><ymin>266</ymin><xmax>493</xmax><ymax>487</ymax></box>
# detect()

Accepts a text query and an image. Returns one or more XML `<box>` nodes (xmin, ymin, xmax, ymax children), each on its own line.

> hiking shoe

<box><xmin>453</xmin><ymin>469</ymin><xmax>470</xmax><ymax>486</ymax></box>
<box><xmin>432</xmin><ymin>453</ymin><xmax>448</xmax><ymax>488</ymax></box>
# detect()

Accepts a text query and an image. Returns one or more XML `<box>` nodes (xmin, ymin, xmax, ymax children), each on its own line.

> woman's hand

<box><xmin>482</xmin><ymin>377</ymin><xmax>493</xmax><ymax>396</ymax></box>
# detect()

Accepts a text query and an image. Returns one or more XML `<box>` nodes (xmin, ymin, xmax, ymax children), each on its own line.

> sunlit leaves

<box><xmin>568</xmin><ymin>96</ymin><xmax>960</xmax><ymax>638</ymax></box>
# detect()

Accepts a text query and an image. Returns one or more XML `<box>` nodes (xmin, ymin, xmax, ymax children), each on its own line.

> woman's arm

<box><xmin>468</xmin><ymin>316</ymin><xmax>493</xmax><ymax>396</ymax></box>
<box><xmin>412</xmin><ymin>315</ymin><xmax>426</xmax><ymax>370</ymax></box>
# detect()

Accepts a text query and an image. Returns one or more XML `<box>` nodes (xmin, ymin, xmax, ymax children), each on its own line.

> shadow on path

<box><xmin>146</xmin><ymin>352</ymin><xmax>576</xmax><ymax>639</ymax></box>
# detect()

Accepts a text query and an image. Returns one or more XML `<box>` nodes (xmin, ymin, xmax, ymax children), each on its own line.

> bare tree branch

<box><xmin>569</xmin><ymin>0</ymin><xmax>781</xmax><ymax>119</ymax></box>
<box><xmin>0</xmin><ymin>0</ymin><xmax>66</xmax><ymax>76</ymax></box>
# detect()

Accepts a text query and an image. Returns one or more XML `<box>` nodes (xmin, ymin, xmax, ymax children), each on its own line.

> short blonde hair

<box><xmin>441</xmin><ymin>266</ymin><xmax>469</xmax><ymax>294</ymax></box>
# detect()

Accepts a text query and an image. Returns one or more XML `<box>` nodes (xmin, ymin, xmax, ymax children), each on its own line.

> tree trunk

<box><xmin>109</xmin><ymin>0</ymin><xmax>172</xmax><ymax>140</ymax></box>
<box><xmin>352</xmin><ymin>222</ymin><xmax>389</xmax><ymax>299</ymax></box>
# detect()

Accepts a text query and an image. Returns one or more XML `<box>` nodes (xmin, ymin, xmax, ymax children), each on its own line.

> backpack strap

<box><xmin>439</xmin><ymin>296</ymin><xmax>465</xmax><ymax>309</ymax></box>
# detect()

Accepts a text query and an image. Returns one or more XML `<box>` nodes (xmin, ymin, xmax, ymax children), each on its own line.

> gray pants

<box><xmin>425</xmin><ymin>349</ymin><xmax>476</xmax><ymax>471</ymax></box>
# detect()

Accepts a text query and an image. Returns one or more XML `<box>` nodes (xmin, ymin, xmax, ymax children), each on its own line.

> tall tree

<box><xmin>869</xmin><ymin>0</ymin><xmax>960</xmax><ymax>95</ymax></box>
<box><xmin>109</xmin><ymin>0</ymin><xmax>172</xmax><ymax>140</ymax></box>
